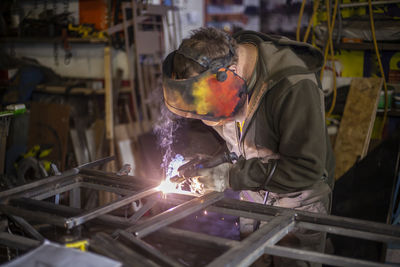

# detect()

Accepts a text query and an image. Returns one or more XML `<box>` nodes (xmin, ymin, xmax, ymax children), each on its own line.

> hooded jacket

<box><xmin>212</xmin><ymin>31</ymin><xmax>335</xmax><ymax>194</ymax></box>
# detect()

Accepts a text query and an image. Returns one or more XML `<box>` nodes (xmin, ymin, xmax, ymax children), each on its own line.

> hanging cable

<box><xmin>303</xmin><ymin>0</ymin><xmax>320</xmax><ymax>43</ymax></box>
<box><xmin>296</xmin><ymin>0</ymin><xmax>307</xmax><ymax>41</ymax></box>
<box><xmin>368</xmin><ymin>0</ymin><xmax>388</xmax><ymax>138</ymax></box>
<box><xmin>320</xmin><ymin>0</ymin><xmax>338</xmax><ymax>117</ymax></box>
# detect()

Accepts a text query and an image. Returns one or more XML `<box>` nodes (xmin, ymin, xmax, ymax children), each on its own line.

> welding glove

<box><xmin>193</xmin><ymin>162</ymin><xmax>232</xmax><ymax>193</ymax></box>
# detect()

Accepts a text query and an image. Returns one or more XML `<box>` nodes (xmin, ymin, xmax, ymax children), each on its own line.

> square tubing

<box><xmin>297</xmin><ymin>221</ymin><xmax>400</xmax><ymax>244</ymax></box>
<box><xmin>127</xmin><ymin>192</ymin><xmax>224</xmax><ymax>238</ymax></box>
<box><xmin>65</xmin><ymin>186</ymin><xmax>160</xmax><ymax>229</ymax></box>
<box><xmin>265</xmin><ymin>245</ymin><xmax>390</xmax><ymax>267</ymax></box>
<box><xmin>0</xmin><ymin>232</ymin><xmax>41</xmax><ymax>251</ymax></box>
<box><xmin>0</xmin><ymin>204</ymin><xmax>68</xmax><ymax>228</ymax></box>
<box><xmin>90</xmin><ymin>232</ymin><xmax>159</xmax><ymax>267</ymax></box>
<box><xmin>8</xmin><ymin>215</ymin><xmax>45</xmax><ymax>242</ymax></box>
<box><xmin>207</xmin><ymin>215</ymin><xmax>295</xmax><ymax>267</ymax></box>
<box><xmin>117</xmin><ymin>230</ymin><xmax>183</xmax><ymax>267</ymax></box>
<box><xmin>32</xmin><ymin>182</ymin><xmax>80</xmax><ymax>200</ymax></box>
<box><xmin>10</xmin><ymin>198</ymin><xmax>132</xmax><ymax>229</ymax></box>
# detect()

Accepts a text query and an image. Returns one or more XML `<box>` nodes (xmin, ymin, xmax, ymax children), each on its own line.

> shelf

<box><xmin>335</xmin><ymin>42</ymin><xmax>400</xmax><ymax>51</ymax></box>
<box><xmin>0</xmin><ymin>37</ymin><xmax>109</xmax><ymax>44</ymax></box>
<box><xmin>35</xmin><ymin>85</ymin><xmax>131</xmax><ymax>95</ymax></box>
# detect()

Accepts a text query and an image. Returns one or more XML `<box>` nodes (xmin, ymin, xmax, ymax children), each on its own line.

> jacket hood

<box><xmin>233</xmin><ymin>30</ymin><xmax>323</xmax><ymax>84</ymax></box>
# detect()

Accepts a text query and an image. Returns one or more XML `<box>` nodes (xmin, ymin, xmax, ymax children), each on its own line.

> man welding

<box><xmin>162</xmin><ymin>27</ymin><xmax>335</xmax><ymax>266</ymax></box>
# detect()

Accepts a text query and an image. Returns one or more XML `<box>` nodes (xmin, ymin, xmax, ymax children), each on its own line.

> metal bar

<box><xmin>8</xmin><ymin>215</ymin><xmax>45</xmax><ymax>242</ymax></box>
<box><xmin>216</xmin><ymin>198</ymin><xmax>400</xmax><ymax>237</ymax></box>
<box><xmin>117</xmin><ymin>230</ymin><xmax>183</xmax><ymax>267</ymax></box>
<box><xmin>65</xmin><ymin>187</ymin><xmax>160</xmax><ymax>229</ymax></box>
<box><xmin>265</xmin><ymin>245</ymin><xmax>395</xmax><ymax>267</ymax></box>
<box><xmin>297</xmin><ymin>221</ymin><xmax>400</xmax><ymax>244</ymax></box>
<box><xmin>158</xmin><ymin>227</ymin><xmax>239</xmax><ymax>249</ymax></box>
<box><xmin>128</xmin><ymin>195</ymin><xmax>159</xmax><ymax>223</ymax></box>
<box><xmin>295</xmin><ymin>212</ymin><xmax>400</xmax><ymax>237</ymax></box>
<box><xmin>0</xmin><ymin>157</ymin><xmax>114</xmax><ymax>200</ymax></box>
<box><xmin>0</xmin><ymin>232</ymin><xmax>41</xmax><ymax>250</ymax></box>
<box><xmin>77</xmin><ymin>156</ymin><xmax>115</xmax><ymax>170</ymax></box>
<box><xmin>0</xmin><ymin>168</ymin><xmax>78</xmax><ymax>200</ymax></box>
<box><xmin>127</xmin><ymin>192</ymin><xmax>224</xmax><ymax>238</ymax></box>
<box><xmin>32</xmin><ymin>181</ymin><xmax>79</xmax><ymax>200</ymax></box>
<box><xmin>207</xmin><ymin>205</ymin><xmax>274</xmax><ymax>222</ymax></box>
<box><xmin>340</xmin><ymin>0</ymin><xmax>400</xmax><ymax>8</ymax></box>
<box><xmin>80</xmin><ymin>168</ymin><xmax>159</xmax><ymax>187</ymax></box>
<box><xmin>207</xmin><ymin>215</ymin><xmax>295</xmax><ymax>267</ymax></box>
<box><xmin>10</xmin><ymin>198</ymin><xmax>132</xmax><ymax>229</ymax></box>
<box><xmin>0</xmin><ymin>204</ymin><xmax>68</xmax><ymax>228</ymax></box>
<box><xmin>80</xmin><ymin>181</ymin><xmax>135</xmax><ymax>196</ymax></box>
<box><xmin>90</xmin><ymin>232</ymin><xmax>159</xmax><ymax>267</ymax></box>
<box><xmin>69</xmin><ymin>187</ymin><xmax>81</xmax><ymax>208</ymax></box>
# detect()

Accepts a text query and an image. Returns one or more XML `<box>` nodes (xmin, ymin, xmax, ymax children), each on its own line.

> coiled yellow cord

<box><xmin>368</xmin><ymin>0</ymin><xmax>388</xmax><ymax>138</ymax></box>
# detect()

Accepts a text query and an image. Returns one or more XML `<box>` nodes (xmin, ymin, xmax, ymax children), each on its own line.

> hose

<box><xmin>368</xmin><ymin>0</ymin><xmax>388</xmax><ymax>138</ymax></box>
<box><xmin>321</xmin><ymin>0</ymin><xmax>339</xmax><ymax>117</ymax></box>
<box><xmin>303</xmin><ymin>0</ymin><xmax>320</xmax><ymax>43</ymax></box>
<box><xmin>296</xmin><ymin>0</ymin><xmax>307</xmax><ymax>41</ymax></box>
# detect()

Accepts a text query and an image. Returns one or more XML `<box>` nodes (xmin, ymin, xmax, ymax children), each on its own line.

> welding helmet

<box><xmin>162</xmin><ymin>40</ymin><xmax>247</xmax><ymax>122</ymax></box>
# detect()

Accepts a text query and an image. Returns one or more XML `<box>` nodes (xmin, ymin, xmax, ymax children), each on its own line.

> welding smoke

<box><xmin>153</xmin><ymin>104</ymin><xmax>182</xmax><ymax>175</ymax></box>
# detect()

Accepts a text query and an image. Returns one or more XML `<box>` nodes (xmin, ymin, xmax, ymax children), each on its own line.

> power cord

<box><xmin>368</xmin><ymin>0</ymin><xmax>389</xmax><ymax>139</ymax></box>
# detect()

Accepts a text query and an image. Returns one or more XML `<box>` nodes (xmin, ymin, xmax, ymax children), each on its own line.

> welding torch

<box><xmin>170</xmin><ymin>152</ymin><xmax>238</xmax><ymax>183</ymax></box>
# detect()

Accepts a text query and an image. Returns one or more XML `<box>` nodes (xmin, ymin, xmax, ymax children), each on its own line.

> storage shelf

<box><xmin>35</xmin><ymin>85</ymin><xmax>131</xmax><ymax>95</ymax></box>
<box><xmin>0</xmin><ymin>37</ymin><xmax>108</xmax><ymax>44</ymax></box>
<box><xmin>336</xmin><ymin>42</ymin><xmax>400</xmax><ymax>51</ymax></box>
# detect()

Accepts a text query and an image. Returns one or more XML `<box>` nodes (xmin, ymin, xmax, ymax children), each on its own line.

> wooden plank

<box><xmin>102</xmin><ymin>46</ymin><xmax>117</xmax><ymax>205</ymax></box>
<box><xmin>334</xmin><ymin>78</ymin><xmax>383</xmax><ymax>180</ymax></box>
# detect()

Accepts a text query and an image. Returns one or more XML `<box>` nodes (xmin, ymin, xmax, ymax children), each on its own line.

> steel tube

<box><xmin>32</xmin><ymin>182</ymin><xmax>79</xmax><ymax>200</ymax></box>
<box><xmin>128</xmin><ymin>195</ymin><xmax>159</xmax><ymax>223</ymax></box>
<box><xmin>158</xmin><ymin>227</ymin><xmax>239</xmax><ymax>249</ymax></box>
<box><xmin>0</xmin><ymin>204</ymin><xmax>68</xmax><ymax>228</ymax></box>
<box><xmin>11</xmin><ymin>197</ymin><xmax>132</xmax><ymax>229</ymax></box>
<box><xmin>79</xmin><ymin>182</ymin><xmax>135</xmax><ymax>196</ymax></box>
<box><xmin>207</xmin><ymin>215</ymin><xmax>294</xmax><ymax>267</ymax></box>
<box><xmin>0</xmin><ymin>232</ymin><xmax>41</xmax><ymax>250</ymax></box>
<box><xmin>127</xmin><ymin>192</ymin><xmax>224</xmax><ymax>238</ymax></box>
<box><xmin>117</xmin><ymin>230</ymin><xmax>184</xmax><ymax>267</ymax></box>
<box><xmin>65</xmin><ymin>186</ymin><xmax>160</xmax><ymax>228</ymax></box>
<box><xmin>90</xmin><ymin>232</ymin><xmax>159</xmax><ymax>267</ymax></box>
<box><xmin>265</xmin><ymin>245</ymin><xmax>393</xmax><ymax>267</ymax></box>
<box><xmin>216</xmin><ymin>198</ymin><xmax>400</xmax><ymax>238</ymax></box>
<box><xmin>207</xmin><ymin>205</ymin><xmax>274</xmax><ymax>222</ymax></box>
<box><xmin>297</xmin><ymin>221</ymin><xmax>400</xmax><ymax>244</ymax></box>
<box><xmin>8</xmin><ymin>215</ymin><xmax>45</xmax><ymax>242</ymax></box>
<box><xmin>0</xmin><ymin>168</ymin><xmax>78</xmax><ymax>200</ymax></box>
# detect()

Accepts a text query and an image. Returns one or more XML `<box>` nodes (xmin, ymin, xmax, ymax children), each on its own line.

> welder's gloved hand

<box><xmin>193</xmin><ymin>162</ymin><xmax>232</xmax><ymax>194</ymax></box>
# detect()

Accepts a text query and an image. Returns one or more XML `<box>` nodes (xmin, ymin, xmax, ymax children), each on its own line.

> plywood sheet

<box><xmin>334</xmin><ymin>78</ymin><xmax>383</xmax><ymax>180</ymax></box>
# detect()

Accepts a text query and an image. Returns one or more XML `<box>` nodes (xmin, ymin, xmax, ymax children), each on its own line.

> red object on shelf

<box><xmin>79</xmin><ymin>0</ymin><xmax>108</xmax><ymax>31</ymax></box>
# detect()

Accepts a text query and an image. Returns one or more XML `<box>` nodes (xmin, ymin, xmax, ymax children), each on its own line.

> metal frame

<box><xmin>0</xmin><ymin>157</ymin><xmax>161</xmax><ymax>229</ymax></box>
<box><xmin>1</xmin><ymin>161</ymin><xmax>400</xmax><ymax>266</ymax></box>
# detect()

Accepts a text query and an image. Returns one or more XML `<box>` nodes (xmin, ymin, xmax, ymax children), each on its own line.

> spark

<box><xmin>204</xmin><ymin>210</ymin><xmax>208</xmax><ymax>215</ymax></box>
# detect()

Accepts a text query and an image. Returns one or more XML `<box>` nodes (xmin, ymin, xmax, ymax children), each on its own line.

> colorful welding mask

<box><xmin>162</xmin><ymin>44</ymin><xmax>247</xmax><ymax>122</ymax></box>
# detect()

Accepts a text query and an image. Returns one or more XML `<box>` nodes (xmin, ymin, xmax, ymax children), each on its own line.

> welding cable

<box><xmin>303</xmin><ymin>0</ymin><xmax>320</xmax><ymax>43</ymax></box>
<box><xmin>296</xmin><ymin>0</ymin><xmax>307</xmax><ymax>41</ymax></box>
<box><xmin>321</xmin><ymin>0</ymin><xmax>339</xmax><ymax>118</ymax></box>
<box><xmin>368</xmin><ymin>0</ymin><xmax>388</xmax><ymax>138</ymax></box>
